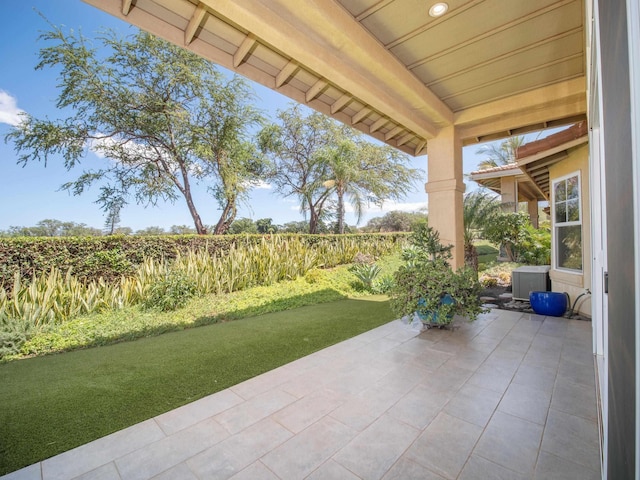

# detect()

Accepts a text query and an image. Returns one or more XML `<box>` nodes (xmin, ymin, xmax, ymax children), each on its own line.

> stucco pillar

<box><xmin>425</xmin><ymin>125</ymin><xmax>465</xmax><ymax>269</ymax></box>
<box><xmin>500</xmin><ymin>176</ymin><xmax>518</xmax><ymax>212</ymax></box>
<box><xmin>528</xmin><ymin>200</ymin><xmax>539</xmax><ymax>228</ymax></box>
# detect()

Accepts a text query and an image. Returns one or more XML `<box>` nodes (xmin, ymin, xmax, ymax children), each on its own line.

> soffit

<box><xmin>82</xmin><ymin>0</ymin><xmax>587</xmax><ymax>155</ymax></box>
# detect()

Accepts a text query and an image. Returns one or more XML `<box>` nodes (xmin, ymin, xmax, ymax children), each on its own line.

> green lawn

<box><xmin>0</xmin><ymin>296</ymin><xmax>394</xmax><ymax>475</ymax></box>
<box><xmin>475</xmin><ymin>240</ymin><xmax>500</xmax><ymax>271</ymax></box>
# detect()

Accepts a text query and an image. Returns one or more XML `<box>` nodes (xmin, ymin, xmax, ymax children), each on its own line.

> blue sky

<box><xmin>0</xmin><ymin>1</ymin><xmax>527</xmax><ymax>232</ymax></box>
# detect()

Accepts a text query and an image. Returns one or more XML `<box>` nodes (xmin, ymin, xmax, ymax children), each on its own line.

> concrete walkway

<box><xmin>3</xmin><ymin>308</ymin><xmax>601</xmax><ymax>480</ymax></box>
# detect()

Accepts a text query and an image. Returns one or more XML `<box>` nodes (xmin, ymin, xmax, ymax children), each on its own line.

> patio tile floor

<box><xmin>2</xmin><ymin>308</ymin><xmax>601</xmax><ymax>480</ymax></box>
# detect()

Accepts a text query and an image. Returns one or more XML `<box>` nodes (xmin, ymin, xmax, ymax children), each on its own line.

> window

<box><xmin>553</xmin><ymin>172</ymin><xmax>582</xmax><ymax>271</ymax></box>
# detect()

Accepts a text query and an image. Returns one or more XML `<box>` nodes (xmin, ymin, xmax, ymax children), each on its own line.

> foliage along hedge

<box><xmin>0</xmin><ymin>233</ymin><xmax>407</xmax><ymax>359</ymax></box>
<box><xmin>0</xmin><ymin>233</ymin><xmax>409</xmax><ymax>291</ymax></box>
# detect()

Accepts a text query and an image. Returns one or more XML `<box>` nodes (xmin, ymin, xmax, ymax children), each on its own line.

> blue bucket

<box><xmin>529</xmin><ymin>291</ymin><xmax>568</xmax><ymax>317</ymax></box>
<box><xmin>417</xmin><ymin>294</ymin><xmax>455</xmax><ymax>324</ymax></box>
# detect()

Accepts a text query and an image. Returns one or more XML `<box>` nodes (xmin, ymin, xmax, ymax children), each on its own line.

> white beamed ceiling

<box><xmin>83</xmin><ymin>0</ymin><xmax>587</xmax><ymax>155</ymax></box>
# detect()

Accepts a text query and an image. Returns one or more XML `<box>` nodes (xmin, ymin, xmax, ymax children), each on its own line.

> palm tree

<box><xmin>476</xmin><ymin>136</ymin><xmax>525</xmax><ymax>170</ymax></box>
<box><xmin>463</xmin><ymin>191</ymin><xmax>501</xmax><ymax>271</ymax></box>
<box><xmin>323</xmin><ymin>137</ymin><xmax>421</xmax><ymax>234</ymax></box>
<box><xmin>322</xmin><ymin>139</ymin><xmax>367</xmax><ymax>234</ymax></box>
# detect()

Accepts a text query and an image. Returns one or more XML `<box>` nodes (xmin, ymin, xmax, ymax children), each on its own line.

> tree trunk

<box><xmin>504</xmin><ymin>242</ymin><xmax>516</xmax><ymax>262</ymax></box>
<box><xmin>180</xmin><ymin>169</ymin><xmax>207</xmax><ymax>234</ymax></box>
<box><xmin>464</xmin><ymin>242</ymin><xmax>479</xmax><ymax>274</ymax></box>
<box><xmin>309</xmin><ymin>211</ymin><xmax>318</xmax><ymax>234</ymax></box>
<box><xmin>337</xmin><ymin>187</ymin><xmax>345</xmax><ymax>234</ymax></box>
<box><xmin>213</xmin><ymin>199</ymin><xmax>236</xmax><ymax>235</ymax></box>
<box><xmin>184</xmin><ymin>193</ymin><xmax>207</xmax><ymax>234</ymax></box>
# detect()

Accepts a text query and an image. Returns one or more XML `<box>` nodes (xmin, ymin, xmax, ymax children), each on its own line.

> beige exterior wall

<box><xmin>548</xmin><ymin>144</ymin><xmax>591</xmax><ymax>316</ymax></box>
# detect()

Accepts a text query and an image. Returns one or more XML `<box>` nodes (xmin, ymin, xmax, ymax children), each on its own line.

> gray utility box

<box><xmin>512</xmin><ymin>266</ymin><xmax>551</xmax><ymax>301</ymax></box>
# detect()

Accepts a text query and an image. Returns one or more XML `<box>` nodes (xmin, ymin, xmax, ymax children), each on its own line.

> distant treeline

<box><xmin>0</xmin><ymin>211</ymin><xmax>427</xmax><ymax>238</ymax></box>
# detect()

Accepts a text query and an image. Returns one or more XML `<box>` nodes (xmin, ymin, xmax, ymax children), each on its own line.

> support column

<box><xmin>500</xmin><ymin>176</ymin><xmax>518</xmax><ymax>212</ymax></box>
<box><xmin>425</xmin><ymin>126</ymin><xmax>465</xmax><ymax>269</ymax></box>
<box><xmin>528</xmin><ymin>200</ymin><xmax>539</xmax><ymax>228</ymax></box>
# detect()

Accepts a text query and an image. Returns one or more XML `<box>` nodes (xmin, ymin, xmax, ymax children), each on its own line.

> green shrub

<box><xmin>0</xmin><ymin>311</ymin><xmax>35</xmax><ymax>358</ymax></box>
<box><xmin>304</xmin><ymin>268</ymin><xmax>327</xmax><ymax>284</ymax></box>
<box><xmin>372</xmin><ymin>275</ymin><xmax>395</xmax><ymax>294</ymax></box>
<box><xmin>349</xmin><ymin>263</ymin><xmax>382</xmax><ymax>291</ymax></box>
<box><xmin>0</xmin><ymin>233</ymin><xmax>408</xmax><ymax>290</ymax></box>
<box><xmin>389</xmin><ymin>225</ymin><xmax>483</xmax><ymax>325</ymax></box>
<box><xmin>0</xmin><ymin>235</ymin><xmax>407</xmax><ymax>360</ymax></box>
<box><xmin>479</xmin><ymin>276</ymin><xmax>498</xmax><ymax>288</ymax></box>
<box><xmin>142</xmin><ymin>271</ymin><xmax>197</xmax><ymax>312</ymax></box>
<box><xmin>517</xmin><ymin>224</ymin><xmax>551</xmax><ymax>265</ymax></box>
<box><xmin>83</xmin><ymin>248</ymin><xmax>135</xmax><ymax>280</ymax></box>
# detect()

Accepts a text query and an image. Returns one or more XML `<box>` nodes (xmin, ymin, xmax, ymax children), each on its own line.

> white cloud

<box><xmin>0</xmin><ymin>90</ymin><xmax>26</xmax><ymax>126</ymax></box>
<box><xmin>86</xmin><ymin>136</ymin><xmax>116</xmax><ymax>159</ymax></box>
<box><xmin>251</xmin><ymin>180</ymin><xmax>272</xmax><ymax>190</ymax></box>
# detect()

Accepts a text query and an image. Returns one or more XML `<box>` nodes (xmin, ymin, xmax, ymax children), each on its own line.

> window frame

<box><xmin>552</xmin><ymin>171</ymin><xmax>583</xmax><ymax>273</ymax></box>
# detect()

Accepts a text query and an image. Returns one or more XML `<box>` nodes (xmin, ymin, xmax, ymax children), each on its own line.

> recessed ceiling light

<box><xmin>429</xmin><ymin>2</ymin><xmax>449</xmax><ymax>17</ymax></box>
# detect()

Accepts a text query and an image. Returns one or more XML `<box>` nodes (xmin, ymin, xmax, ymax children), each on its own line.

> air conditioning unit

<box><xmin>511</xmin><ymin>266</ymin><xmax>551</xmax><ymax>301</ymax></box>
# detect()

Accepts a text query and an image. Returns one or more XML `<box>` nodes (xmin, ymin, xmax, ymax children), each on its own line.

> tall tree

<box><xmin>476</xmin><ymin>136</ymin><xmax>525</xmax><ymax>170</ymax></box>
<box><xmin>463</xmin><ymin>191</ymin><xmax>501</xmax><ymax>270</ymax></box>
<box><xmin>5</xmin><ymin>27</ymin><xmax>265</xmax><ymax>235</ymax></box>
<box><xmin>259</xmin><ymin>105</ymin><xmax>422</xmax><ymax>234</ymax></box>
<box><xmin>363</xmin><ymin>211</ymin><xmax>428</xmax><ymax>232</ymax></box>
<box><xmin>324</xmin><ymin>140</ymin><xmax>421</xmax><ymax>234</ymax></box>
<box><xmin>258</xmin><ymin>105</ymin><xmax>334</xmax><ymax>234</ymax></box>
<box><xmin>1</xmin><ymin>219</ymin><xmax>102</xmax><ymax>237</ymax></box>
<box><xmin>321</xmin><ymin>138</ymin><xmax>360</xmax><ymax>234</ymax></box>
<box><xmin>228</xmin><ymin>218</ymin><xmax>258</xmax><ymax>234</ymax></box>
<box><xmin>103</xmin><ymin>200</ymin><xmax>123</xmax><ymax>235</ymax></box>
<box><xmin>256</xmin><ymin>218</ymin><xmax>277</xmax><ymax>234</ymax></box>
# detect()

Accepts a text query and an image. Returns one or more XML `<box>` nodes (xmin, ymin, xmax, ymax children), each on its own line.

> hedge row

<box><xmin>0</xmin><ymin>233</ymin><xmax>409</xmax><ymax>290</ymax></box>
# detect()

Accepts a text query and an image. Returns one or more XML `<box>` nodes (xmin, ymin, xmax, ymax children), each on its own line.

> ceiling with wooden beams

<box><xmin>83</xmin><ymin>0</ymin><xmax>587</xmax><ymax>156</ymax></box>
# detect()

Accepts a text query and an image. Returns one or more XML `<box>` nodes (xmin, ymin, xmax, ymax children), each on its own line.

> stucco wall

<box><xmin>548</xmin><ymin>143</ymin><xmax>592</xmax><ymax>316</ymax></box>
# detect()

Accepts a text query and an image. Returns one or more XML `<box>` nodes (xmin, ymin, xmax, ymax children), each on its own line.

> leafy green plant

<box><xmin>0</xmin><ymin>234</ymin><xmax>406</xmax><ymax>360</ymax></box>
<box><xmin>482</xmin><ymin>212</ymin><xmax>530</xmax><ymax>262</ymax></box>
<box><xmin>10</xmin><ymin>262</ymin><xmax>368</xmax><ymax>360</ymax></box>
<box><xmin>479</xmin><ymin>276</ymin><xmax>498</xmax><ymax>288</ymax></box>
<box><xmin>372</xmin><ymin>275</ymin><xmax>395</xmax><ymax>294</ymax></box>
<box><xmin>463</xmin><ymin>192</ymin><xmax>501</xmax><ymax>271</ymax></box>
<box><xmin>349</xmin><ymin>263</ymin><xmax>382</xmax><ymax>291</ymax></box>
<box><xmin>0</xmin><ymin>310</ymin><xmax>41</xmax><ymax>358</ymax></box>
<box><xmin>304</xmin><ymin>268</ymin><xmax>326</xmax><ymax>284</ymax></box>
<box><xmin>517</xmin><ymin>224</ymin><xmax>551</xmax><ymax>265</ymax></box>
<box><xmin>141</xmin><ymin>271</ymin><xmax>197</xmax><ymax>312</ymax></box>
<box><xmin>0</xmin><ymin>233</ymin><xmax>407</xmax><ymax>290</ymax></box>
<box><xmin>389</xmin><ymin>224</ymin><xmax>483</xmax><ymax>326</ymax></box>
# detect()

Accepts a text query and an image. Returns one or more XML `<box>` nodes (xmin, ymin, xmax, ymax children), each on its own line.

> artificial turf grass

<box><xmin>0</xmin><ymin>296</ymin><xmax>394</xmax><ymax>475</ymax></box>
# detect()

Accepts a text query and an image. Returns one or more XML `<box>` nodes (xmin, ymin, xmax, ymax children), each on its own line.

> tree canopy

<box><xmin>362</xmin><ymin>211</ymin><xmax>427</xmax><ymax>232</ymax></box>
<box><xmin>0</xmin><ymin>219</ymin><xmax>102</xmax><ymax>237</ymax></box>
<box><xmin>476</xmin><ymin>136</ymin><xmax>525</xmax><ymax>170</ymax></box>
<box><xmin>5</xmin><ymin>26</ymin><xmax>266</xmax><ymax>234</ymax></box>
<box><xmin>258</xmin><ymin>105</ymin><xmax>421</xmax><ymax>233</ymax></box>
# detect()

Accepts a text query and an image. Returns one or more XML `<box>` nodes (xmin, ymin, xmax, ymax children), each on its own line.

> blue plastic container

<box><xmin>417</xmin><ymin>294</ymin><xmax>455</xmax><ymax>324</ymax></box>
<box><xmin>529</xmin><ymin>291</ymin><xmax>568</xmax><ymax>317</ymax></box>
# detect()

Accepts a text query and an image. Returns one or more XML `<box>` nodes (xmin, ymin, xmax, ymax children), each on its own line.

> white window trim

<box><xmin>552</xmin><ymin>171</ymin><xmax>583</xmax><ymax>273</ymax></box>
